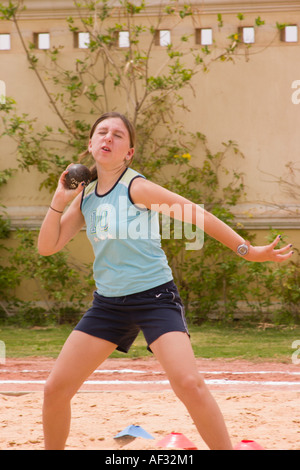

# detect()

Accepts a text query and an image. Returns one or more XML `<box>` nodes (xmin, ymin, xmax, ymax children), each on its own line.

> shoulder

<box><xmin>130</xmin><ymin>177</ymin><xmax>171</xmax><ymax>209</ymax></box>
<box><xmin>121</xmin><ymin>167</ymin><xmax>145</xmax><ymax>188</ymax></box>
<box><xmin>130</xmin><ymin>176</ymin><xmax>193</xmax><ymax>212</ymax></box>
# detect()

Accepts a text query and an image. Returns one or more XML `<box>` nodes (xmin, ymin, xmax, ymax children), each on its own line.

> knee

<box><xmin>43</xmin><ymin>376</ymin><xmax>74</xmax><ymax>405</ymax></box>
<box><xmin>171</xmin><ymin>372</ymin><xmax>206</xmax><ymax>402</ymax></box>
<box><xmin>43</xmin><ymin>378</ymin><xmax>61</xmax><ymax>405</ymax></box>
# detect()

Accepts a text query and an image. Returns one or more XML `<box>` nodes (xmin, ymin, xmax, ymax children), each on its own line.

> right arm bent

<box><xmin>38</xmin><ymin>168</ymin><xmax>86</xmax><ymax>256</ymax></box>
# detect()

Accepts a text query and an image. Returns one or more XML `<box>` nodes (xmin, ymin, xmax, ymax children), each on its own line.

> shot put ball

<box><xmin>65</xmin><ymin>164</ymin><xmax>92</xmax><ymax>189</ymax></box>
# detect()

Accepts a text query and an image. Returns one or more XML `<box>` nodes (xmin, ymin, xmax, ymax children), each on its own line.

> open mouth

<box><xmin>101</xmin><ymin>146</ymin><xmax>111</xmax><ymax>152</ymax></box>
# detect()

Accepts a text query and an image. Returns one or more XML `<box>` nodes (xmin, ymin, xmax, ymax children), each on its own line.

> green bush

<box><xmin>0</xmin><ymin>1</ymin><xmax>298</xmax><ymax>326</ymax></box>
<box><xmin>0</xmin><ymin>229</ymin><xmax>92</xmax><ymax>326</ymax></box>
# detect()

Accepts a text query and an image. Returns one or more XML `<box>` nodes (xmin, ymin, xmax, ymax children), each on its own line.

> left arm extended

<box><xmin>130</xmin><ymin>178</ymin><xmax>293</xmax><ymax>263</ymax></box>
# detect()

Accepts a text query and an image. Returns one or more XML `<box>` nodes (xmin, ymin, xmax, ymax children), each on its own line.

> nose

<box><xmin>104</xmin><ymin>132</ymin><xmax>112</xmax><ymax>143</ymax></box>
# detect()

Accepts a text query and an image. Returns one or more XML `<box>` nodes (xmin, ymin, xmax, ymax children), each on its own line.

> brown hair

<box><xmin>80</xmin><ymin>112</ymin><xmax>136</xmax><ymax>181</ymax></box>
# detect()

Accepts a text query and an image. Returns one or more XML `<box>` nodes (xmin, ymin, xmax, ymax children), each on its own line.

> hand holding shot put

<box><xmin>64</xmin><ymin>164</ymin><xmax>92</xmax><ymax>190</ymax></box>
<box><xmin>51</xmin><ymin>164</ymin><xmax>90</xmax><ymax>208</ymax></box>
<box><xmin>38</xmin><ymin>164</ymin><xmax>91</xmax><ymax>256</ymax></box>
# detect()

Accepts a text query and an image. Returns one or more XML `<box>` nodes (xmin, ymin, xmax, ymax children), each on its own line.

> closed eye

<box><xmin>98</xmin><ymin>127</ymin><xmax>125</xmax><ymax>139</ymax></box>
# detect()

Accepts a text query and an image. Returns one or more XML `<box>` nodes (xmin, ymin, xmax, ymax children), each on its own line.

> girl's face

<box><xmin>88</xmin><ymin>117</ymin><xmax>135</xmax><ymax>170</ymax></box>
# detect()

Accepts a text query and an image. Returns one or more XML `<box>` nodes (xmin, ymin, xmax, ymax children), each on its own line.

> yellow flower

<box><xmin>174</xmin><ymin>154</ymin><xmax>180</xmax><ymax>158</ymax></box>
<box><xmin>182</xmin><ymin>153</ymin><xmax>191</xmax><ymax>160</ymax></box>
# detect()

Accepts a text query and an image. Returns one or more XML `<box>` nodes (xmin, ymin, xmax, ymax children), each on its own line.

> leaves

<box><xmin>0</xmin><ymin>0</ymin><xmax>22</xmax><ymax>20</ymax></box>
<box><xmin>0</xmin><ymin>1</ymin><xmax>298</xmax><ymax>324</ymax></box>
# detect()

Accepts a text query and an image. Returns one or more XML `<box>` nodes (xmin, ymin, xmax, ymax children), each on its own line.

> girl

<box><xmin>38</xmin><ymin>112</ymin><xmax>293</xmax><ymax>450</ymax></box>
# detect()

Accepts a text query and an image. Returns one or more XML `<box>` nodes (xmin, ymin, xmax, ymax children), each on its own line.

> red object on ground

<box><xmin>157</xmin><ymin>432</ymin><xmax>198</xmax><ymax>450</ymax></box>
<box><xmin>234</xmin><ymin>440</ymin><xmax>265</xmax><ymax>450</ymax></box>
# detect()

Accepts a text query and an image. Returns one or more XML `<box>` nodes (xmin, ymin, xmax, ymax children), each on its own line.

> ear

<box><xmin>125</xmin><ymin>147</ymin><xmax>135</xmax><ymax>160</ymax></box>
<box><xmin>88</xmin><ymin>140</ymin><xmax>92</xmax><ymax>153</ymax></box>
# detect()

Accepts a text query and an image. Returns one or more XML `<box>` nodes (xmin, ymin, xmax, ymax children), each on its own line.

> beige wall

<box><xmin>0</xmin><ymin>0</ymin><xmax>299</xmax><ymax>261</ymax></box>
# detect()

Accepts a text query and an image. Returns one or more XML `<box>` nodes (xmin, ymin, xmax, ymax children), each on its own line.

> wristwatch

<box><xmin>237</xmin><ymin>243</ymin><xmax>249</xmax><ymax>256</ymax></box>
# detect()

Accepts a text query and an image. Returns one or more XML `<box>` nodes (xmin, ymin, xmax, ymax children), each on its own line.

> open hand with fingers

<box><xmin>244</xmin><ymin>235</ymin><xmax>294</xmax><ymax>263</ymax></box>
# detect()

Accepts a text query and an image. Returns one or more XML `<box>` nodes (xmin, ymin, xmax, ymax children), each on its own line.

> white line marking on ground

<box><xmin>1</xmin><ymin>368</ymin><xmax>299</xmax><ymax>375</ymax></box>
<box><xmin>1</xmin><ymin>379</ymin><xmax>300</xmax><ymax>386</ymax></box>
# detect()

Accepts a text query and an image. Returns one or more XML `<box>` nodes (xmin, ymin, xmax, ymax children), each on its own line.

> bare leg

<box><xmin>150</xmin><ymin>331</ymin><xmax>233</xmax><ymax>450</ymax></box>
<box><xmin>43</xmin><ymin>331</ymin><xmax>116</xmax><ymax>450</ymax></box>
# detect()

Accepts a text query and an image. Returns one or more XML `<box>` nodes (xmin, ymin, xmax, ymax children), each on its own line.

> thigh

<box><xmin>45</xmin><ymin>330</ymin><xmax>117</xmax><ymax>397</ymax></box>
<box><xmin>150</xmin><ymin>331</ymin><xmax>200</xmax><ymax>385</ymax></box>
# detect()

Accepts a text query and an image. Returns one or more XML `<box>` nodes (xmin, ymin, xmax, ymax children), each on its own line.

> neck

<box><xmin>96</xmin><ymin>164</ymin><xmax>127</xmax><ymax>195</ymax></box>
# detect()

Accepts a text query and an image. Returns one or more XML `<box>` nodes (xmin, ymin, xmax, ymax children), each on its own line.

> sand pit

<box><xmin>0</xmin><ymin>357</ymin><xmax>299</xmax><ymax>450</ymax></box>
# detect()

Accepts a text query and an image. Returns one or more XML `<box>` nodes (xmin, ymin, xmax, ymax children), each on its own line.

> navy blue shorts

<box><xmin>74</xmin><ymin>280</ymin><xmax>189</xmax><ymax>353</ymax></box>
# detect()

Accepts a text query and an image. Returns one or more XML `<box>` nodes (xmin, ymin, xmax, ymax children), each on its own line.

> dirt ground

<box><xmin>0</xmin><ymin>357</ymin><xmax>299</xmax><ymax>450</ymax></box>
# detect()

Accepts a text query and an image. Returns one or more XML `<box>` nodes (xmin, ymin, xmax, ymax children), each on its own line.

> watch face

<box><xmin>238</xmin><ymin>244</ymin><xmax>248</xmax><ymax>255</ymax></box>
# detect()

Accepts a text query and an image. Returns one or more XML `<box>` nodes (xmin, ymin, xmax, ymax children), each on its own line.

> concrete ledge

<box><xmin>20</xmin><ymin>0</ymin><xmax>300</xmax><ymax>20</ymax></box>
<box><xmin>3</xmin><ymin>203</ymin><xmax>300</xmax><ymax>230</ymax></box>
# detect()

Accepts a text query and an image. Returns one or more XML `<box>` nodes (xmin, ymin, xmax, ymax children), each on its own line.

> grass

<box><xmin>189</xmin><ymin>323</ymin><xmax>300</xmax><ymax>362</ymax></box>
<box><xmin>1</xmin><ymin>322</ymin><xmax>299</xmax><ymax>363</ymax></box>
<box><xmin>0</xmin><ymin>325</ymin><xmax>73</xmax><ymax>358</ymax></box>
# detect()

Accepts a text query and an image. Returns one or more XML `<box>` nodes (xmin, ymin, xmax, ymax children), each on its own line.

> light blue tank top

<box><xmin>81</xmin><ymin>168</ymin><xmax>173</xmax><ymax>297</ymax></box>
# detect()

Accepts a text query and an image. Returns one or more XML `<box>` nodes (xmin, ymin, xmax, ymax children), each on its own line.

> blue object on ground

<box><xmin>114</xmin><ymin>425</ymin><xmax>155</xmax><ymax>439</ymax></box>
